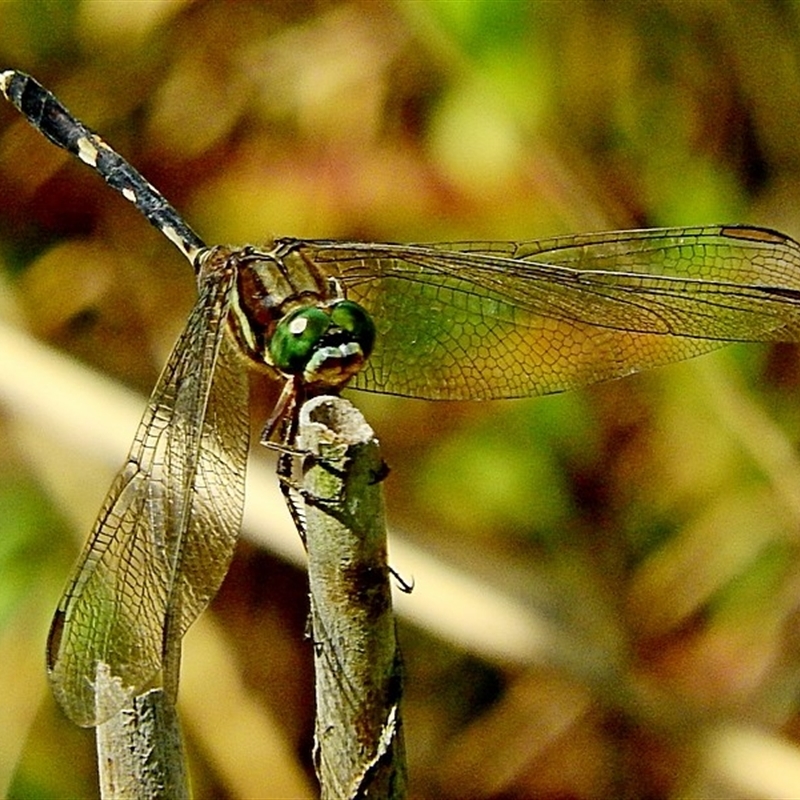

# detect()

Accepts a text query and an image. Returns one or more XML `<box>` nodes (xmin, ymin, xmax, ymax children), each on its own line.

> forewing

<box><xmin>46</xmin><ymin>259</ymin><xmax>248</xmax><ymax>727</ymax></box>
<box><xmin>299</xmin><ymin>226</ymin><xmax>800</xmax><ymax>399</ymax></box>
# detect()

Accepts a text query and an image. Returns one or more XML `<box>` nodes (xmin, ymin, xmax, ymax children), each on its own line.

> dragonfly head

<box><xmin>269</xmin><ymin>299</ymin><xmax>376</xmax><ymax>390</ymax></box>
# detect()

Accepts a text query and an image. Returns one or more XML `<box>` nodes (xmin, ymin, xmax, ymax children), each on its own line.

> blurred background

<box><xmin>3</xmin><ymin>1</ymin><xmax>800</xmax><ymax>798</ymax></box>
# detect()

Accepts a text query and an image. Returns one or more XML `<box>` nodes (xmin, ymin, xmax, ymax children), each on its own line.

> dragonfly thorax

<box><xmin>199</xmin><ymin>243</ymin><xmax>375</xmax><ymax>390</ymax></box>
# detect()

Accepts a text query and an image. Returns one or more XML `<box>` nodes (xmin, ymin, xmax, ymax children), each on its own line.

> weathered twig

<box><xmin>297</xmin><ymin>396</ymin><xmax>407</xmax><ymax>800</ymax></box>
<box><xmin>95</xmin><ymin>676</ymin><xmax>188</xmax><ymax>800</ymax></box>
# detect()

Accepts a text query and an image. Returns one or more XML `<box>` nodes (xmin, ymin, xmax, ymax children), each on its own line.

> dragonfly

<box><xmin>5</xmin><ymin>70</ymin><xmax>800</xmax><ymax>728</ymax></box>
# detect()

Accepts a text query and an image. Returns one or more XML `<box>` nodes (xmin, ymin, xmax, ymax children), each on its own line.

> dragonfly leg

<box><xmin>260</xmin><ymin>378</ymin><xmax>299</xmax><ymax>446</ymax></box>
<box><xmin>389</xmin><ymin>567</ymin><xmax>414</xmax><ymax>595</ymax></box>
<box><xmin>275</xmin><ymin>449</ymin><xmax>355</xmax><ymax>542</ymax></box>
<box><xmin>263</xmin><ymin>377</ymin><xmax>314</xmax><ymax>543</ymax></box>
<box><xmin>277</xmin><ymin>448</ymin><xmax>308</xmax><ymax>546</ymax></box>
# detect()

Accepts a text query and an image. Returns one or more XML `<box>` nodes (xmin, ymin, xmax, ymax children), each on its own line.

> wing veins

<box><xmin>47</xmin><ymin>256</ymin><xmax>244</xmax><ymax>726</ymax></box>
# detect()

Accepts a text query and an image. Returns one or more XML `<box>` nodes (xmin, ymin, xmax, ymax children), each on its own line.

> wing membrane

<box><xmin>292</xmin><ymin>226</ymin><xmax>800</xmax><ymax>399</ymax></box>
<box><xmin>46</xmin><ymin>261</ymin><xmax>249</xmax><ymax>727</ymax></box>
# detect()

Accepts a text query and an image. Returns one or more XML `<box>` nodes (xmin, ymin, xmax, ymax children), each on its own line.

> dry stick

<box><xmin>297</xmin><ymin>396</ymin><xmax>407</xmax><ymax>800</ymax></box>
<box><xmin>95</xmin><ymin>680</ymin><xmax>188</xmax><ymax>800</ymax></box>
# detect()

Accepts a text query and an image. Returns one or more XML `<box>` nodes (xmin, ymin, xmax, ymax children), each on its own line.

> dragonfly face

<box><xmin>267</xmin><ymin>300</ymin><xmax>376</xmax><ymax>387</ymax></box>
<box><xmin>7</xmin><ymin>69</ymin><xmax>800</xmax><ymax>727</ymax></box>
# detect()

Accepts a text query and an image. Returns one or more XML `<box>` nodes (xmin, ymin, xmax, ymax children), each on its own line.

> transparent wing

<box><xmin>293</xmin><ymin>225</ymin><xmax>800</xmax><ymax>399</ymax></box>
<box><xmin>46</xmin><ymin>262</ymin><xmax>249</xmax><ymax>727</ymax></box>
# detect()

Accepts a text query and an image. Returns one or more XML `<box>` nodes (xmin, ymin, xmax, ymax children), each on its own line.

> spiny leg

<box><xmin>278</xmin><ymin>446</ymin><xmax>308</xmax><ymax>546</ymax></box>
<box><xmin>260</xmin><ymin>378</ymin><xmax>310</xmax><ymax>544</ymax></box>
<box><xmin>263</xmin><ymin>381</ymin><xmax>363</xmax><ymax>546</ymax></box>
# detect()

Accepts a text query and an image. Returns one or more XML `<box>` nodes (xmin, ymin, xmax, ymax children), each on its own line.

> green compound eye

<box><xmin>269</xmin><ymin>300</ymin><xmax>376</xmax><ymax>379</ymax></box>
<box><xmin>269</xmin><ymin>306</ymin><xmax>331</xmax><ymax>374</ymax></box>
<box><xmin>330</xmin><ymin>300</ymin><xmax>376</xmax><ymax>359</ymax></box>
